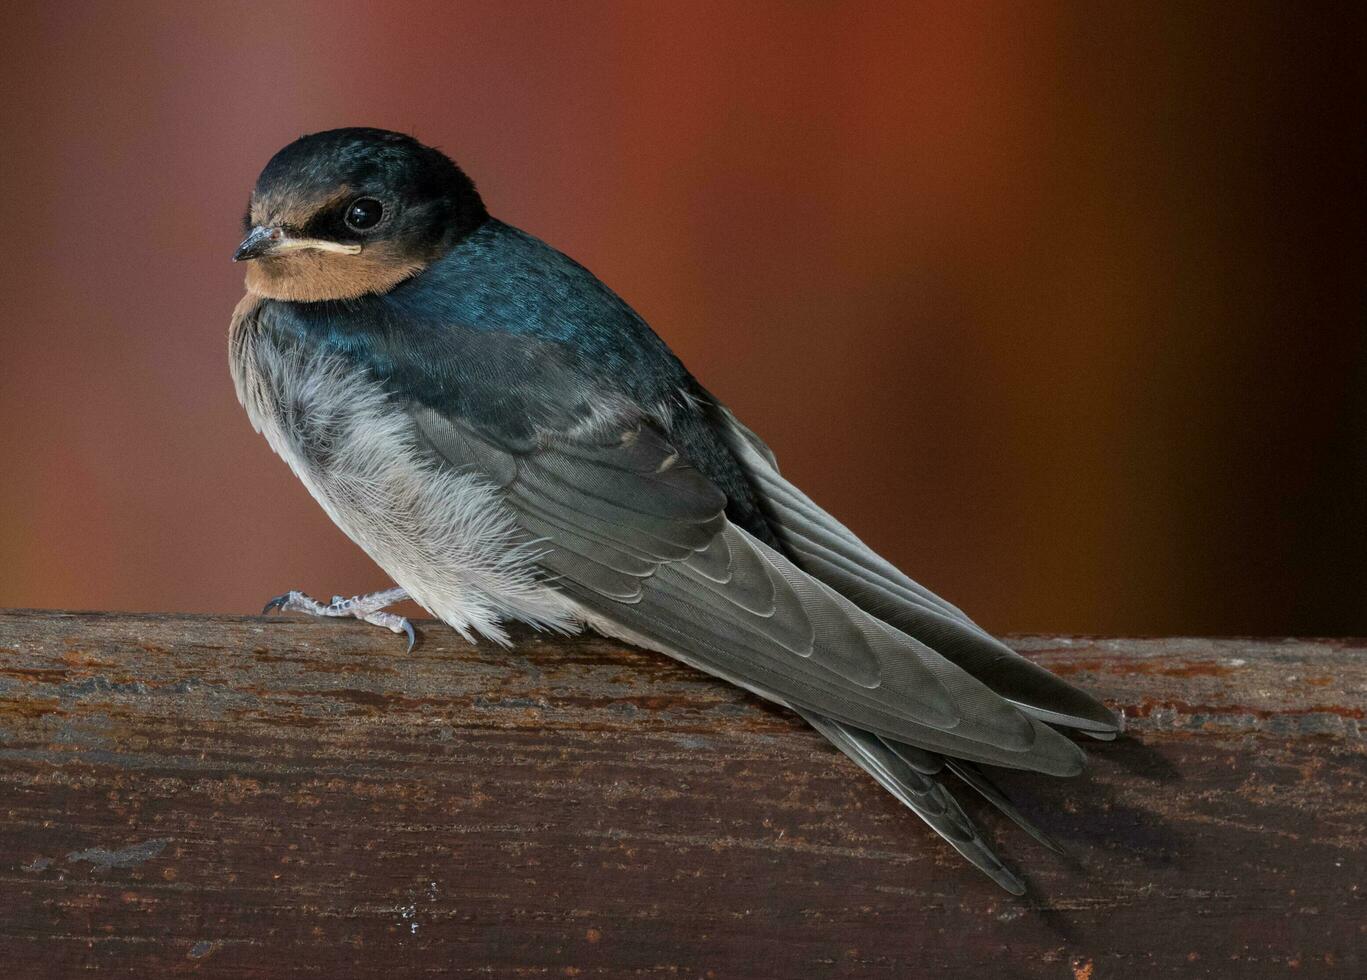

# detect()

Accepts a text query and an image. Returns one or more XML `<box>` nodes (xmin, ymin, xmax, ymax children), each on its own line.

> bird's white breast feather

<box><xmin>231</xmin><ymin>327</ymin><xmax>577</xmax><ymax>644</ymax></box>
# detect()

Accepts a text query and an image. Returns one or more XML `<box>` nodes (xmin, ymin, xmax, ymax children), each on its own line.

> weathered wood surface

<box><xmin>0</xmin><ymin>610</ymin><xmax>1362</xmax><ymax>978</ymax></box>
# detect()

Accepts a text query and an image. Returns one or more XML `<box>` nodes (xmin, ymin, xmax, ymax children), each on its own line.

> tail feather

<box><xmin>944</xmin><ymin>759</ymin><xmax>1064</xmax><ymax>854</ymax></box>
<box><xmin>882</xmin><ymin>739</ymin><xmax>1064</xmax><ymax>855</ymax></box>
<box><xmin>800</xmin><ymin>710</ymin><xmax>1027</xmax><ymax>895</ymax></box>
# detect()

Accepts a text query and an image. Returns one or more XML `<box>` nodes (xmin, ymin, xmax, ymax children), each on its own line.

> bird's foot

<box><xmin>262</xmin><ymin>586</ymin><xmax>417</xmax><ymax>651</ymax></box>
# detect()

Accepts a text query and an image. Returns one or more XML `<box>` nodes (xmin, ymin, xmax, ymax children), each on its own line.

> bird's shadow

<box><xmin>967</xmin><ymin>733</ymin><xmax>1186</xmax><ymax>940</ymax></box>
<box><xmin>993</xmin><ymin>733</ymin><xmax>1182</xmax><ymax>862</ymax></box>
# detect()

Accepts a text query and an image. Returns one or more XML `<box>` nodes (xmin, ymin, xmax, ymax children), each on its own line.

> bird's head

<box><xmin>235</xmin><ymin>128</ymin><xmax>486</xmax><ymax>302</ymax></box>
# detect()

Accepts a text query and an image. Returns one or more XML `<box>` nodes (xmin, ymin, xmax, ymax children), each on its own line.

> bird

<box><xmin>229</xmin><ymin>127</ymin><xmax>1120</xmax><ymax>894</ymax></box>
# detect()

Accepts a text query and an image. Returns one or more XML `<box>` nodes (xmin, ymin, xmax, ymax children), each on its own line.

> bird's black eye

<box><xmin>344</xmin><ymin>197</ymin><xmax>384</xmax><ymax>231</ymax></box>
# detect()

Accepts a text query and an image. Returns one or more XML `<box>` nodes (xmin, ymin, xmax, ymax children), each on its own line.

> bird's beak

<box><xmin>234</xmin><ymin>226</ymin><xmax>281</xmax><ymax>261</ymax></box>
<box><xmin>233</xmin><ymin>226</ymin><xmax>363</xmax><ymax>262</ymax></box>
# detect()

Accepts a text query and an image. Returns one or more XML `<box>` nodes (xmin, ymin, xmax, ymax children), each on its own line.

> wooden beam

<box><xmin>0</xmin><ymin>610</ymin><xmax>1362</xmax><ymax>977</ymax></box>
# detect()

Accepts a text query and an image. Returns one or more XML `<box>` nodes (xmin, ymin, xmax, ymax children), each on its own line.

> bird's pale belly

<box><xmin>229</xmin><ymin>313</ymin><xmax>575</xmax><ymax>643</ymax></box>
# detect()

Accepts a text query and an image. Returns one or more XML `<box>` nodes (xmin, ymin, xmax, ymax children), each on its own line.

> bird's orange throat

<box><xmin>244</xmin><ymin>246</ymin><xmax>427</xmax><ymax>302</ymax></box>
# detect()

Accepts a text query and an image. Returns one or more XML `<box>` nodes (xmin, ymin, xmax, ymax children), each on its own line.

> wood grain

<box><xmin>0</xmin><ymin>610</ymin><xmax>1362</xmax><ymax>977</ymax></box>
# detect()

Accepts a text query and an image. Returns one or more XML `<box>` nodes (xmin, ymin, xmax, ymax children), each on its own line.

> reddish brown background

<box><xmin>1</xmin><ymin>2</ymin><xmax>1363</xmax><ymax>636</ymax></box>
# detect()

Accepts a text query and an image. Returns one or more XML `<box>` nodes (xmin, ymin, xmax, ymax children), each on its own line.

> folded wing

<box><xmin>410</xmin><ymin>405</ymin><xmax>1092</xmax><ymax>777</ymax></box>
<box><xmin>715</xmin><ymin>407</ymin><xmax>1121</xmax><ymax>739</ymax></box>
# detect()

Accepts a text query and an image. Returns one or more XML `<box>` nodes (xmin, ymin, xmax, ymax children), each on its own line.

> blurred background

<box><xmin>1</xmin><ymin>1</ymin><xmax>1363</xmax><ymax>636</ymax></box>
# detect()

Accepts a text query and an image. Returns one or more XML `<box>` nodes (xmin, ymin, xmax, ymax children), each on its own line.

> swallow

<box><xmin>230</xmin><ymin>127</ymin><xmax>1121</xmax><ymax>893</ymax></box>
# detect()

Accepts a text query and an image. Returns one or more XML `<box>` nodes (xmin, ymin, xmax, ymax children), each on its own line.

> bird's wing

<box><xmin>714</xmin><ymin>406</ymin><xmax>1121</xmax><ymax>738</ymax></box>
<box><xmin>408</xmin><ymin>403</ymin><xmax>1087</xmax><ymax>777</ymax></box>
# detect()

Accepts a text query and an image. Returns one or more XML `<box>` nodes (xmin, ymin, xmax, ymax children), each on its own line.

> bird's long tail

<box><xmin>800</xmin><ymin>711</ymin><xmax>1067</xmax><ymax>892</ymax></box>
<box><xmin>800</xmin><ymin>710</ymin><xmax>1036</xmax><ymax>894</ymax></box>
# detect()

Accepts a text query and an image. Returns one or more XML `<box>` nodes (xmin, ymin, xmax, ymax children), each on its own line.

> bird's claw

<box><xmin>262</xmin><ymin>591</ymin><xmax>296</xmax><ymax>615</ymax></box>
<box><xmin>361</xmin><ymin>610</ymin><xmax>419</xmax><ymax>652</ymax></box>
<box><xmin>257</xmin><ymin>587</ymin><xmax>415</xmax><ymax>652</ymax></box>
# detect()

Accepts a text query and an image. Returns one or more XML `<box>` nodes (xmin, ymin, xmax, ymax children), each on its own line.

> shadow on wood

<box><xmin>0</xmin><ymin>610</ymin><xmax>1362</xmax><ymax>977</ymax></box>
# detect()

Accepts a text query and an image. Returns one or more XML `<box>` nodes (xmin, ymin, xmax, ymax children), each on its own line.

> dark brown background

<box><xmin>1</xmin><ymin>1</ymin><xmax>1363</xmax><ymax>636</ymax></box>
